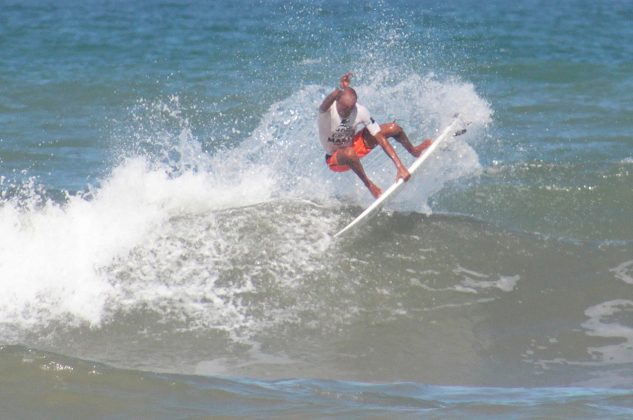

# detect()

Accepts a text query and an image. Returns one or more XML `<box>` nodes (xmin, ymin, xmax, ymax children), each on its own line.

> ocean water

<box><xmin>1</xmin><ymin>0</ymin><xmax>632</xmax><ymax>418</ymax></box>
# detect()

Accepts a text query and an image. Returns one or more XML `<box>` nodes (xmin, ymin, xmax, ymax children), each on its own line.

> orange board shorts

<box><xmin>325</xmin><ymin>128</ymin><xmax>374</xmax><ymax>172</ymax></box>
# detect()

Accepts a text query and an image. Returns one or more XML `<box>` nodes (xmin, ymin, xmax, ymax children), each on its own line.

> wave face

<box><xmin>2</xmin><ymin>195</ymin><xmax>633</xmax><ymax>389</ymax></box>
<box><xmin>0</xmin><ymin>71</ymin><xmax>494</xmax><ymax>367</ymax></box>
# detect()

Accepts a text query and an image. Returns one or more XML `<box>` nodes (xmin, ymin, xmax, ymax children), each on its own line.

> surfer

<box><xmin>318</xmin><ymin>72</ymin><xmax>432</xmax><ymax>198</ymax></box>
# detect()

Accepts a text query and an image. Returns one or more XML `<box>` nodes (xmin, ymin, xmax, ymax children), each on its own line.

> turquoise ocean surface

<box><xmin>1</xmin><ymin>0</ymin><xmax>633</xmax><ymax>418</ymax></box>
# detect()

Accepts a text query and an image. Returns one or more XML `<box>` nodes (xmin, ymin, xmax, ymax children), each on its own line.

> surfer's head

<box><xmin>336</xmin><ymin>87</ymin><xmax>357</xmax><ymax>118</ymax></box>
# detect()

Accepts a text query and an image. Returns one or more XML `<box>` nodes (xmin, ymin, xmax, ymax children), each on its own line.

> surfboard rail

<box><xmin>334</xmin><ymin>117</ymin><xmax>462</xmax><ymax>238</ymax></box>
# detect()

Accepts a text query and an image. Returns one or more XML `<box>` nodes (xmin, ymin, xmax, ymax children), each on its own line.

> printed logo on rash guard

<box><xmin>328</xmin><ymin>118</ymin><xmax>354</xmax><ymax>146</ymax></box>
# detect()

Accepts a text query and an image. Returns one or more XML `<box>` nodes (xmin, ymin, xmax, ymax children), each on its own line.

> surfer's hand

<box><xmin>340</xmin><ymin>72</ymin><xmax>352</xmax><ymax>89</ymax></box>
<box><xmin>397</xmin><ymin>166</ymin><xmax>411</xmax><ymax>182</ymax></box>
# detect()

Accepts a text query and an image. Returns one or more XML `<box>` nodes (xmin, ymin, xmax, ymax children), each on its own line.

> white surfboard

<box><xmin>334</xmin><ymin>117</ymin><xmax>463</xmax><ymax>238</ymax></box>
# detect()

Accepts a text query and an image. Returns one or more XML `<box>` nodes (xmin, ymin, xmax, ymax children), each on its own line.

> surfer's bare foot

<box><xmin>368</xmin><ymin>183</ymin><xmax>383</xmax><ymax>199</ymax></box>
<box><xmin>396</xmin><ymin>166</ymin><xmax>411</xmax><ymax>182</ymax></box>
<box><xmin>412</xmin><ymin>139</ymin><xmax>433</xmax><ymax>157</ymax></box>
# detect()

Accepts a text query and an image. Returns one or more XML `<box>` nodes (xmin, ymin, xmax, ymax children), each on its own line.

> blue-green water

<box><xmin>1</xmin><ymin>0</ymin><xmax>632</xmax><ymax>417</ymax></box>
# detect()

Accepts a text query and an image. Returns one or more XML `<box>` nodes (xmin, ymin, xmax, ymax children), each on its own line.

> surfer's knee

<box><xmin>382</xmin><ymin>122</ymin><xmax>403</xmax><ymax>137</ymax></box>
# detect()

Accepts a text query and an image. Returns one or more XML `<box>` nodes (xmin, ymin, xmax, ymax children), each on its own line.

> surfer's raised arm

<box><xmin>317</xmin><ymin>73</ymin><xmax>434</xmax><ymax>199</ymax></box>
<box><xmin>319</xmin><ymin>72</ymin><xmax>351</xmax><ymax>113</ymax></box>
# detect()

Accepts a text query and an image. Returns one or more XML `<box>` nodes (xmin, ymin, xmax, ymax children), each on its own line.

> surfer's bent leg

<box><xmin>373</xmin><ymin>122</ymin><xmax>432</xmax><ymax>158</ymax></box>
<box><xmin>331</xmin><ymin>147</ymin><xmax>382</xmax><ymax>199</ymax></box>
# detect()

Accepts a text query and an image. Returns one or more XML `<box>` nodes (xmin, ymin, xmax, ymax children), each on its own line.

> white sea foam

<box><xmin>582</xmin><ymin>300</ymin><xmax>633</xmax><ymax>364</ymax></box>
<box><xmin>460</xmin><ymin>276</ymin><xmax>520</xmax><ymax>293</ymax></box>
<box><xmin>240</xmin><ymin>73</ymin><xmax>492</xmax><ymax>210</ymax></box>
<box><xmin>610</xmin><ymin>260</ymin><xmax>633</xmax><ymax>285</ymax></box>
<box><xmin>0</xmin><ymin>165</ymin><xmax>332</xmax><ymax>346</ymax></box>
<box><xmin>0</xmin><ymin>157</ymin><xmax>279</xmax><ymax>333</ymax></box>
<box><xmin>453</xmin><ymin>266</ymin><xmax>519</xmax><ymax>293</ymax></box>
<box><xmin>345</xmin><ymin>73</ymin><xmax>491</xmax><ymax>211</ymax></box>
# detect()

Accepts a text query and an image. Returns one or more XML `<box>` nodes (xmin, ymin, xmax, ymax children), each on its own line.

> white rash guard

<box><xmin>318</xmin><ymin>102</ymin><xmax>381</xmax><ymax>155</ymax></box>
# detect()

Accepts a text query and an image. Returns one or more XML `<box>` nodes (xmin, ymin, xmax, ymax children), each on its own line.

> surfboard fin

<box><xmin>453</xmin><ymin>115</ymin><xmax>471</xmax><ymax>137</ymax></box>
